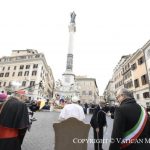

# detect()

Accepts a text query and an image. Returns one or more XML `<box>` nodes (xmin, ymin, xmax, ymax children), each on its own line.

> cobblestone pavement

<box><xmin>22</xmin><ymin>111</ymin><xmax>113</xmax><ymax>150</ymax></box>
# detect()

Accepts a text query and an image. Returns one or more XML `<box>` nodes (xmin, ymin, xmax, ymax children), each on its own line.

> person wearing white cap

<box><xmin>58</xmin><ymin>96</ymin><xmax>85</xmax><ymax>121</ymax></box>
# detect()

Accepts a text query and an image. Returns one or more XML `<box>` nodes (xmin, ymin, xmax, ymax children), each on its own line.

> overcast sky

<box><xmin>0</xmin><ymin>0</ymin><xmax>150</xmax><ymax>95</ymax></box>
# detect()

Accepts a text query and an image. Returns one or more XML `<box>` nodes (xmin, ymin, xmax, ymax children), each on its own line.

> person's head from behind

<box><xmin>99</xmin><ymin>101</ymin><xmax>105</xmax><ymax>108</ymax></box>
<box><xmin>71</xmin><ymin>96</ymin><xmax>79</xmax><ymax>104</ymax></box>
<box><xmin>116</xmin><ymin>88</ymin><xmax>133</xmax><ymax>104</ymax></box>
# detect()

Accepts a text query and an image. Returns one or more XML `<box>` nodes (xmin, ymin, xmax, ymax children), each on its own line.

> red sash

<box><xmin>0</xmin><ymin>125</ymin><xmax>18</xmax><ymax>138</ymax></box>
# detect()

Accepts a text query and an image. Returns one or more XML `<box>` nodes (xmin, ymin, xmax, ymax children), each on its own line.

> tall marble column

<box><xmin>62</xmin><ymin>12</ymin><xmax>76</xmax><ymax>87</ymax></box>
<box><xmin>54</xmin><ymin>12</ymin><xmax>79</xmax><ymax>100</ymax></box>
<box><xmin>66</xmin><ymin>11</ymin><xmax>76</xmax><ymax>72</ymax></box>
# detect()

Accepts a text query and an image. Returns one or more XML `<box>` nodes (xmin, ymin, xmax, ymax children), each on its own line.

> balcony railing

<box><xmin>0</xmin><ymin>54</ymin><xmax>44</xmax><ymax>62</ymax></box>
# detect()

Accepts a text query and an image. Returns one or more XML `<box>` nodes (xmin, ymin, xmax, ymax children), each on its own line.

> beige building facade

<box><xmin>144</xmin><ymin>40</ymin><xmax>150</xmax><ymax>78</ymax></box>
<box><xmin>0</xmin><ymin>49</ymin><xmax>55</xmax><ymax>101</ymax></box>
<box><xmin>130</xmin><ymin>49</ymin><xmax>150</xmax><ymax>106</ymax></box>
<box><xmin>104</xmin><ymin>80</ymin><xmax>115</xmax><ymax>105</ymax></box>
<box><xmin>104</xmin><ymin>40</ymin><xmax>150</xmax><ymax>107</ymax></box>
<box><xmin>113</xmin><ymin>56</ymin><xmax>130</xmax><ymax>93</ymax></box>
<box><xmin>75</xmin><ymin>76</ymin><xmax>99</xmax><ymax>104</ymax></box>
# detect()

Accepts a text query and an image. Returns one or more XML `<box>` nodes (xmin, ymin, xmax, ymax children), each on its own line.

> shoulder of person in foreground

<box><xmin>0</xmin><ymin>96</ymin><xmax>29</xmax><ymax>129</ymax></box>
<box><xmin>109</xmin><ymin>107</ymin><xmax>126</xmax><ymax>150</ymax></box>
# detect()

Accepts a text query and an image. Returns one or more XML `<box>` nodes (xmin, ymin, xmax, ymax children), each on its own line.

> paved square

<box><xmin>22</xmin><ymin>111</ymin><xmax>113</xmax><ymax>150</ymax></box>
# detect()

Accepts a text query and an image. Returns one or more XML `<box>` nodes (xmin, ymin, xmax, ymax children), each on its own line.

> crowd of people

<box><xmin>1</xmin><ymin>88</ymin><xmax>150</xmax><ymax>150</ymax></box>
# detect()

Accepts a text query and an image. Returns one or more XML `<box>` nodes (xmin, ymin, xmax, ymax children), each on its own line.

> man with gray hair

<box><xmin>109</xmin><ymin>88</ymin><xmax>150</xmax><ymax>150</ymax></box>
<box><xmin>115</xmin><ymin>88</ymin><xmax>134</xmax><ymax>104</ymax></box>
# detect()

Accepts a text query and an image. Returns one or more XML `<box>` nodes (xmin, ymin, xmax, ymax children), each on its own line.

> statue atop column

<box><xmin>70</xmin><ymin>11</ymin><xmax>76</xmax><ymax>24</ymax></box>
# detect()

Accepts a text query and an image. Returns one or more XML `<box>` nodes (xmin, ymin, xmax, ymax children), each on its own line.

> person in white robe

<box><xmin>58</xmin><ymin>96</ymin><xmax>85</xmax><ymax>121</ymax></box>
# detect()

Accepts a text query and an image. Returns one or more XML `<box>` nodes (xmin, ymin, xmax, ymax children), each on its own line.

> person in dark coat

<box><xmin>102</xmin><ymin>103</ymin><xmax>110</xmax><ymax>113</ymax></box>
<box><xmin>0</xmin><ymin>94</ymin><xmax>29</xmax><ymax>150</ymax></box>
<box><xmin>90</xmin><ymin>101</ymin><xmax>107</xmax><ymax>150</ymax></box>
<box><xmin>84</xmin><ymin>103</ymin><xmax>88</xmax><ymax>114</ymax></box>
<box><xmin>109</xmin><ymin>88</ymin><xmax>150</xmax><ymax>150</ymax></box>
<box><xmin>109</xmin><ymin>105</ymin><xmax>117</xmax><ymax>119</ymax></box>
<box><xmin>29</xmin><ymin>100</ymin><xmax>39</xmax><ymax>112</ymax></box>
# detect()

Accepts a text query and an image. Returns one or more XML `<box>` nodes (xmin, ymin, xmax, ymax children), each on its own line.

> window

<box><xmin>0</xmin><ymin>73</ymin><xmax>4</xmax><ymax>77</ymax></box>
<box><xmin>125</xmin><ymin>65</ymin><xmax>127</xmax><ymax>71</ymax></box>
<box><xmin>26</xmin><ymin>65</ymin><xmax>30</xmax><ymax>69</ymax></box>
<box><xmin>122</xmin><ymin>68</ymin><xmax>124</xmax><ymax>73</ymax></box>
<box><xmin>33</xmin><ymin>64</ymin><xmax>38</xmax><ymax>68</ymax></box>
<box><xmin>9</xmin><ymin>82</ymin><xmax>11</xmax><ymax>86</ymax></box>
<box><xmin>0</xmin><ymin>82</ymin><xmax>1</xmax><ymax>86</ymax></box>
<box><xmin>8</xmin><ymin>66</ymin><xmax>10</xmax><ymax>70</ymax></box>
<box><xmin>141</xmin><ymin>74</ymin><xmax>148</xmax><ymax>85</ymax></box>
<box><xmin>128</xmin><ymin>63</ymin><xmax>130</xmax><ymax>68</ymax></box>
<box><xmin>2</xmin><ymin>67</ymin><xmax>5</xmax><ymax>71</ymax></box>
<box><xmin>82</xmin><ymin>91</ymin><xmax>86</xmax><ymax>95</ymax></box>
<box><xmin>22</xmin><ymin>81</ymin><xmax>26</xmax><ymax>86</ymax></box>
<box><xmin>20</xmin><ymin>65</ymin><xmax>24</xmax><ymax>69</ymax></box>
<box><xmin>147</xmin><ymin>49</ymin><xmax>150</xmax><ymax>59</ymax></box>
<box><xmin>119</xmin><ymin>80</ymin><xmax>123</xmax><ymax>86</ymax></box>
<box><xmin>89</xmin><ymin>91</ymin><xmax>92</xmax><ymax>95</ymax></box>
<box><xmin>136</xmin><ymin>94</ymin><xmax>140</xmax><ymax>99</ymax></box>
<box><xmin>134</xmin><ymin>79</ymin><xmax>139</xmax><ymax>88</ymax></box>
<box><xmin>18</xmin><ymin>72</ymin><xmax>22</xmax><ymax>76</ymax></box>
<box><xmin>30</xmin><ymin>81</ymin><xmax>35</xmax><ymax>87</ymax></box>
<box><xmin>5</xmin><ymin>72</ymin><xmax>9</xmax><ymax>77</ymax></box>
<box><xmin>131</xmin><ymin>63</ymin><xmax>137</xmax><ymax>70</ymax></box>
<box><xmin>32</xmin><ymin>71</ymin><xmax>37</xmax><ymax>76</ymax></box>
<box><xmin>143</xmin><ymin>92</ymin><xmax>150</xmax><ymax>98</ymax></box>
<box><xmin>129</xmin><ymin>71</ymin><xmax>131</xmax><ymax>77</ymax></box>
<box><xmin>124</xmin><ymin>80</ymin><xmax>133</xmax><ymax>89</ymax></box>
<box><xmin>138</xmin><ymin>57</ymin><xmax>144</xmax><ymax>65</ymax></box>
<box><xmin>35</xmin><ymin>54</ymin><xmax>40</xmax><ymax>58</ymax></box>
<box><xmin>24</xmin><ymin>71</ymin><xmax>29</xmax><ymax>76</ymax></box>
<box><xmin>12</xmin><ymin>72</ymin><xmax>15</xmax><ymax>77</ymax></box>
<box><xmin>14</xmin><ymin>66</ymin><xmax>17</xmax><ymax>70</ymax></box>
<box><xmin>3</xmin><ymin>82</ymin><xmax>6</xmax><ymax>86</ymax></box>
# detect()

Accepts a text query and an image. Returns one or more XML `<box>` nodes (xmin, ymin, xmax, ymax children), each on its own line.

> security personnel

<box><xmin>90</xmin><ymin>101</ymin><xmax>107</xmax><ymax>150</ymax></box>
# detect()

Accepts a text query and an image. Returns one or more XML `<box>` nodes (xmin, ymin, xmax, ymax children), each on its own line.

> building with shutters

<box><xmin>0</xmin><ymin>49</ymin><xmax>55</xmax><ymax>101</ymax></box>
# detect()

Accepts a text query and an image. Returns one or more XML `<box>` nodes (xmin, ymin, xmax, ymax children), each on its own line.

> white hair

<box><xmin>117</xmin><ymin>88</ymin><xmax>133</xmax><ymax>98</ymax></box>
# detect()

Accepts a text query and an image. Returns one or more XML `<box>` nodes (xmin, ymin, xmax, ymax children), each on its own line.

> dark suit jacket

<box><xmin>109</xmin><ymin>98</ymin><xmax>150</xmax><ymax>150</ymax></box>
<box><xmin>90</xmin><ymin>106</ymin><xmax>107</xmax><ymax>129</ymax></box>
